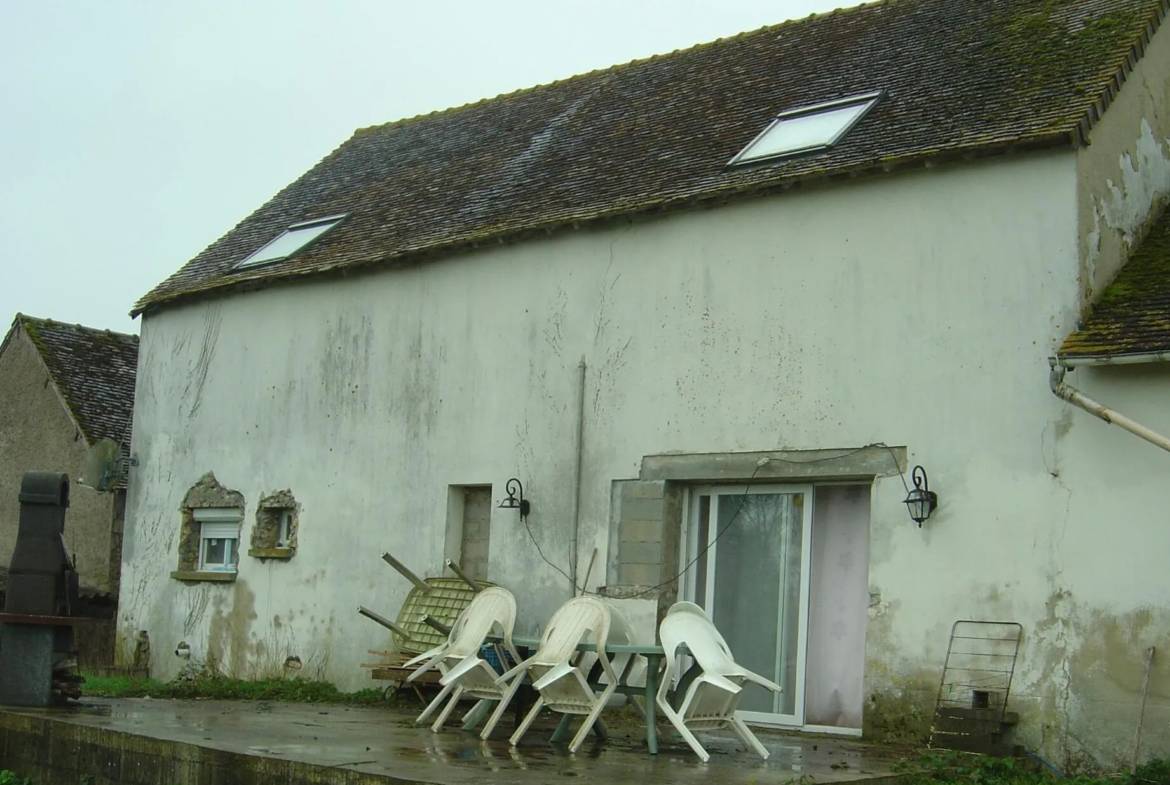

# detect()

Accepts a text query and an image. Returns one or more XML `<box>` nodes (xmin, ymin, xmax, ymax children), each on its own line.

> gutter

<box><xmin>1048</xmin><ymin>358</ymin><xmax>1170</xmax><ymax>453</ymax></box>
<box><xmin>1059</xmin><ymin>351</ymin><xmax>1170</xmax><ymax>367</ymax></box>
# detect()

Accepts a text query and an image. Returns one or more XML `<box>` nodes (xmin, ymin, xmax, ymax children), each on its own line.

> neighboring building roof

<box><xmin>3</xmin><ymin>315</ymin><xmax>139</xmax><ymax>452</ymax></box>
<box><xmin>134</xmin><ymin>0</ymin><xmax>1170</xmax><ymax>317</ymax></box>
<box><xmin>1059</xmin><ymin>206</ymin><xmax>1170</xmax><ymax>361</ymax></box>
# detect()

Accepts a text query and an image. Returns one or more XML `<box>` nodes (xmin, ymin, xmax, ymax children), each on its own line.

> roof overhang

<box><xmin>1056</xmin><ymin>350</ymin><xmax>1170</xmax><ymax>367</ymax></box>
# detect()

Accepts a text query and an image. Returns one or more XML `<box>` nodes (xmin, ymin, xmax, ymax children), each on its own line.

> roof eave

<box><xmin>1058</xmin><ymin>349</ymin><xmax>1170</xmax><ymax>367</ymax></box>
<box><xmin>132</xmin><ymin>130</ymin><xmax>1078</xmax><ymax>319</ymax></box>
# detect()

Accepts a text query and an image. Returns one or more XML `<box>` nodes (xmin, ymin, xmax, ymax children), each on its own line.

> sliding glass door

<box><xmin>686</xmin><ymin>485</ymin><xmax>813</xmax><ymax>726</ymax></box>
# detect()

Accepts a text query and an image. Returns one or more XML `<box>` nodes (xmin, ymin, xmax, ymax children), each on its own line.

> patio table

<box><xmin>495</xmin><ymin>635</ymin><xmax>681</xmax><ymax>755</ymax></box>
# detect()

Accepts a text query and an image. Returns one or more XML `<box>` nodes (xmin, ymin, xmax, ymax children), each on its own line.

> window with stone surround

<box><xmin>249</xmin><ymin>490</ymin><xmax>298</xmax><ymax>559</ymax></box>
<box><xmin>172</xmin><ymin>472</ymin><xmax>245</xmax><ymax>583</ymax></box>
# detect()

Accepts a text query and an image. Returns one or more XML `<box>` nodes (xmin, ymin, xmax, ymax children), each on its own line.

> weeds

<box><xmin>80</xmin><ymin>672</ymin><xmax>394</xmax><ymax>706</ymax></box>
<box><xmin>898</xmin><ymin>750</ymin><xmax>1170</xmax><ymax>785</ymax></box>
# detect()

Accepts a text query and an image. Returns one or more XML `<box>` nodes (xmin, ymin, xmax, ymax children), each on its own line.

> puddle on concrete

<box><xmin>4</xmin><ymin>699</ymin><xmax>908</xmax><ymax>784</ymax></box>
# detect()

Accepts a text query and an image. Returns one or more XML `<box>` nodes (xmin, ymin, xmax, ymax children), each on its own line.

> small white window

<box><xmin>194</xmin><ymin>508</ymin><xmax>241</xmax><ymax>572</ymax></box>
<box><xmin>729</xmin><ymin>91</ymin><xmax>883</xmax><ymax>165</ymax></box>
<box><xmin>276</xmin><ymin>510</ymin><xmax>293</xmax><ymax>548</ymax></box>
<box><xmin>235</xmin><ymin>214</ymin><xmax>346</xmax><ymax>270</ymax></box>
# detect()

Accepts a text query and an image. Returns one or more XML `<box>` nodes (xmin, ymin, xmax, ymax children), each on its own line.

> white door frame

<box><xmin>681</xmin><ymin>484</ymin><xmax>814</xmax><ymax>728</ymax></box>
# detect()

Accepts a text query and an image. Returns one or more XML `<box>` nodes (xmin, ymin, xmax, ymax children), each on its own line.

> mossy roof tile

<box><xmin>7</xmin><ymin>315</ymin><xmax>139</xmax><ymax>452</ymax></box>
<box><xmin>1060</xmin><ymin>206</ymin><xmax>1170</xmax><ymax>359</ymax></box>
<box><xmin>133</xmin><ymin>0</ymin><xmax>1168</xmax><ymax>316</ymax></box>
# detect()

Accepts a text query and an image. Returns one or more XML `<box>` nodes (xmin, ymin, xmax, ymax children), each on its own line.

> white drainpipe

<box><xmin>1048</xmin><ymin>357</ymin><xmax>1170</xmax><ymax>453</ymax></box>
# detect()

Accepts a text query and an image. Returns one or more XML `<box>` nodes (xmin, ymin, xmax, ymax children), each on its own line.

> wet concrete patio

<box><xmin>0</xmin><ymin>698</ymin><xmax>914</xmax><ymax>785</ymax></box>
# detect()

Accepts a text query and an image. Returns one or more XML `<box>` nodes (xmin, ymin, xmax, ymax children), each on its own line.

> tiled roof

<box><xmin>6</xmin><ymin>315</ymin><xmax>139</xmax><ymax>452</ymax></box>
<box><xmin>1059</xmin><ymin>206</ymin><xmax>1170</xmax><ymax>360</ymax></box>
<box><xmin>134</xmin><ymin>0</ymin><xmax>1169</xmax><ymax>316</ymax></box>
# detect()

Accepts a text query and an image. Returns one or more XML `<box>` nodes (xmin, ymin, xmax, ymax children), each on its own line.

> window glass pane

<box><xmin>693</xmin><ymin>495</ymin><xmax>711</xmax><ymax>608</ymax></box>
<box><xmin>740</xmin><ymin>102</ymin><xmax>871</xmax><ymax>161</ymax></box>
<box><xmin>237</xmin><ymin>219</ymin><xmax>341</xmax><ymax>269</ymax></box>
<box><xmin>277</xmin><ymin>511</ymin><xmax>291</xmax><ymax>547</ymax></box>
<box><xmin>711</xmin><ymin>492</ymin><xmax>803</xmax><ymax>715</ymax></box>
<box><xmin>203</xmin><ymin>537</ymin><xmax>228</xmax><ymax>567</ymax></box>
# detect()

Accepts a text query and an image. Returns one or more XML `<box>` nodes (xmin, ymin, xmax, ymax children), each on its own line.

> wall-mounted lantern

<box><xmin>499</xmin><ymin>478</ymin><xmax>531</xmax><ymax>521</ymax></box>
<box><xmin>903</xmin><ymin>465</ymin><xmax>938</xmax><ymax>527</ymax></box>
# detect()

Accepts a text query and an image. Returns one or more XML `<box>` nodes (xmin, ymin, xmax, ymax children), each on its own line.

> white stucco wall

<box><xmin>119</xmin><ymin>148</ymin><xmax>1169</xmax><ymax>769</ymax></box>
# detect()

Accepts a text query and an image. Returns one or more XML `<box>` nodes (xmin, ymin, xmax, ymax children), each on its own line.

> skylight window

<box><xmin>235</xmin><ymin>214</ymin><xmax>347</xmax><ymax>269</ymax></box>
<box><xmin>729</xmin><ymin>91</ymin><xmax>883</xmax><ymax>166</ymax></box>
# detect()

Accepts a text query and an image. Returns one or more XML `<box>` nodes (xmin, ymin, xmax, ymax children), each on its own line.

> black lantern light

<box><xmin>499</xmin><ymin>478</ymin><xmax>531</xmax><ymax>520</ymax></box>
<box><xmin>903</xmin><ymin>465</ymin><xmax>938</xmax><ymax>527</ymax></box>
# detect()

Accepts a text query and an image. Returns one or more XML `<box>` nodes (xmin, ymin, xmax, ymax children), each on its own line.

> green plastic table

<box><xmin>498</xmin><ymin>636</ymin><xmax>678</xmax><ymax>754</ymax></box>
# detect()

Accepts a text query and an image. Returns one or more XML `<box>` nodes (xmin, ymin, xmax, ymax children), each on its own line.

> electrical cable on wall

<box><xmin>522</xmin><ymin>441</ymin><xmax>911</xmax><ymax>599</ymax></box>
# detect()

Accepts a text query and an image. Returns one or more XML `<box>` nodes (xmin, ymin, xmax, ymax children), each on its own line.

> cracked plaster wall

<box><xmin>1078</xmin><ymin>22</ymin><xmax>1170</xmax><ymax>307</ymax></box>
<box><xmin>117</xmin><ymin>146</ymin><xmax>1168</xmax><ymax>770</ymax></box>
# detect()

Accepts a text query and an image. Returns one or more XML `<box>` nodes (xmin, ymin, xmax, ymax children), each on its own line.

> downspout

<box><xmin>1048</xmin><ymin>358</ymin><xmax>1170</xmax><ymax>453</ymax></box>
<box><xmin>570</xmin><ymin>358</ymin><xmax>587</xmax><ymax>596</ymax></box>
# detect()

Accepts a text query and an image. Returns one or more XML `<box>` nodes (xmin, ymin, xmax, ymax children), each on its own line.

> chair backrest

<box><xmin>446</xmin><ymin>587</ymin><xmax>517</xmax><ymax>657</ymax></box>
<box><xmin>532</xmin><ymin>596</ymin><xmax>611</xmax><ymax>666</ymax></box>
<box><xmin>662</xmin><ymin>601</ymin><xmax>731</xmax><ymax>652</ymax></box>
<box><xmin>659</xmin><ymin>607</ymin><xmax>741</xmax><ymax>678</ymax></box>
<box><xmin>666</xmin><ymin>601</ymin><xmax>710</xmax><ymax>620</ymax></box>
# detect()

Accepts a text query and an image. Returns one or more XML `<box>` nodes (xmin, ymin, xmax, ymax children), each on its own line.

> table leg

<box><xmin>551</xmin><ymin>713</ymin><xmax>574</xmax><ymax>743</ymax></box>
<box><xmin>644</xmin><ymin>654</ymin><xmax>660</xmax><ymax>755</ymax></box>
<box><xmin>461</xmin><ymin>700</ymin><xmax>490</xmax><ymax>731</ymax></box>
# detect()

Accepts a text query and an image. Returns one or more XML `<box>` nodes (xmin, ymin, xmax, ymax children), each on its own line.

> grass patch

<box><xmin>897</xmin><ymin>750</ymin><xmax>1170</xmax><ymax>785</ymax></box>
<box><xmin>80</xmin><ymin>673</ymin><xmax>394</xmax><ymax>707</ymax></box>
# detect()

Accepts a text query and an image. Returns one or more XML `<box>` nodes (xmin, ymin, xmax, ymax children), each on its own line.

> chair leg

<box><xmin>731</xmin><ymin>716</ymin><xmax>770</xmax><ymax>760</ymax></box>
<box><xmin>431</xmin><ymin>686</ymin><xmax>464</xmax><ymax>732</ymax></box>
<box><xmin>568</xmin><ymin>685</ymin><xmax>616</xmax><ymax>753</ymax></box>
<box><xmin>658</xmin><ymin>705</ymin><xmax>710</xmax><ymax>763</ymax></box>
<box><xmin>417</xmin><ymin>680</ymin><xmax>458</xmax><ymax>723</ymax></box>
<box><xmin>482</xmin><ymin>677</ymin><xmax>526</xmax><ymax>741</ymax></box>
<box><xmin>509</xmin><ymin>696</ymin><xmax>546</xmax><ymax>747</ymax></box>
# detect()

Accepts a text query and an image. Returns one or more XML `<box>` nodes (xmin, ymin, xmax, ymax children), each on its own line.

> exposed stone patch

<box><xmin>175</xmin><ymin>473</ymin><xmax>244</xmax><ymax>573</ymax></box>
<box><xmin>250</xmin><ymin>489</ymin><xmax>298</xmax><ymax>559</ymax></box>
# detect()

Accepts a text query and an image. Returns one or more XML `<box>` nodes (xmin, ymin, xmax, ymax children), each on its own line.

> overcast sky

<box><xmin>1</xmin><ymin>0</ymin><xmax>840</xmax><ymax>335</ymax></box>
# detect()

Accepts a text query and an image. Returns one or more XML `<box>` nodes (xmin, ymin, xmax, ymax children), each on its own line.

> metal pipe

<box><xmin>1049</xmin><ymin>360</ymin><xmax>1170</xmax><ymax>453</ymax></box>
<box><xmin>358</xmin><ymin>606</ymin><xmax>411</xmax><ymax>640</ymax></box>
<box><xmin>578</xmin><ymin>548</ymin><xmax>598</xmax><ymax>599</ymax></box>
<box><xmin>421</xmin><ymin>614</ymin><xmax>452</xmax><ymax>635</ymax></box>
<box><xmin>1060</xmin><ymin>351</ymin><xmax>1170</xmax><ymax>367</ymax></box>
<box><xmin>381</xmin><ymin>552</ymin><xmax>430</xmax><ymax>592</ymax></box>
<box><xmin>570</xmin><ymin>358</ymin><xmax>587</xmax><ymax>594</ymax></box>
<box><xmin>444</xmin><ymin>559</ymin><xmax>483</xmax><ymax>593</ymax></box>
<box><xmin>1132</xmin><ymin>646</ymin><xmax>1155</xmax><ymax>772</ymax></box>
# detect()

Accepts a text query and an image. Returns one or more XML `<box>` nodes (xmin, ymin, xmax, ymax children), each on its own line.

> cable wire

<box><xmin>521</xmin><ymin>441</ymin><xmax>909</xmax><ymax>599</ymax></box>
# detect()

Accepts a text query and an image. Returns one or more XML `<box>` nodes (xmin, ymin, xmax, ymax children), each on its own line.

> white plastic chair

<box><xmin>493</xmin><ymin>596</ymin><xmax>617</xmax><ymax>752</ymax></box>
<box><xmin>655</xmin><ymin>602</ymin><xmax>784</xmax><ymax>762</ymax></box>
<box><xmin>402</xmin><ymin>586</ymin><xmax>521</xmax><ymax>736</ymax></box>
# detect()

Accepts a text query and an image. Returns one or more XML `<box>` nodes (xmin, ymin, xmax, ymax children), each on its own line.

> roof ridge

<box><xmin>353</xmin><ymin>0</ymin><xmax>898</xmax><ymax>139</ymax></box>
<box><xmin>13</xmin><ymin>312</ymin><xmax>138</xmax><ymax>343</ymax></box>
<box><xmin>1073</xmin><ymin>0</ymin><xmax>1170</xmax><ymax>143</ymax></box>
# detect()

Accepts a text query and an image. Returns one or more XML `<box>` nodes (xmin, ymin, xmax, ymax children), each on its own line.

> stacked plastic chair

<box><xmin>403</xmin><ymin>586</ymin><xmax>522</xmax><ymax>738</ymax></box>
<box><xmin>493</xmin><ymin>596</ymin><xmax>617</xmax><ymax>752</ymax></box>
<box><xmin>655</xmin><ymin>601</ymin><xmax>784</xmax><ymax>762</ymax></box>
